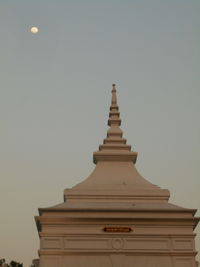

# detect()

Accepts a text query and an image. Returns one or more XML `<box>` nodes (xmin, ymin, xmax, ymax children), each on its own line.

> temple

<box><xmin>35</xmin><ymin>84</ymin><xmax>199</xmax><ymax>267</ymax></box>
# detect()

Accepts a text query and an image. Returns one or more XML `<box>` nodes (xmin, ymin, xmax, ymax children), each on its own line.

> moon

<box><xmin>31</xmin><ymin>27</ymin><xmax>39</xmax><ymax>34</ymax></box>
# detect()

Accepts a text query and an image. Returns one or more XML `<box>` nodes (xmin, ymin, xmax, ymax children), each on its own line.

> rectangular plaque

<box><xmin>103</xmin><ymin>227</ymin><xmax>132</xmax><ymax>233</ymax></box>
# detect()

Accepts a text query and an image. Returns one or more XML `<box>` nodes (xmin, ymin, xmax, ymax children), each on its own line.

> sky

<box><xmin>0</xmin><ymin>0</ymin><xmax>199</xmax><ymax>266</ymax></box>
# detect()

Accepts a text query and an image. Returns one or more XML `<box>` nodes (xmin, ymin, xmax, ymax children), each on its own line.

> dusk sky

<box><xmin>0</xmin><ymin>1</ymin><xmax>199</xmax><ymax>266</ymax></box>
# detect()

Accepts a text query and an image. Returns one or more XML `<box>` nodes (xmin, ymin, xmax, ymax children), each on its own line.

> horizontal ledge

<box><xmin>36</xmin><ymin>216</ymin><xmax>200</xmax><ymax>229</ymax></box>
<box><xmin>93</xmin><ymin>153</ymin><xmax>137</xmax><ymax>164</ymax></box>
<box><xmin>38</xmin><ymin>250</ymin><xmax>198</xmax><ymax>256</ymax></box>
<box><xmin>39</xmin><ymin>233</ymin><xmax>197</xmax><ymax>238</ymax></box>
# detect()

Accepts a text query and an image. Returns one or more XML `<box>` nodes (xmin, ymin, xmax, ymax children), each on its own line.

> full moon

<box><xmin>31</xmin><ymin>27</ymin><xmax>39</xmax><ymax>34</ymax></box>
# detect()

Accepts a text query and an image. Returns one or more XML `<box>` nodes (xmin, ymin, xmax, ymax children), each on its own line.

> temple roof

<box><xmin>64</xmin><ymin>84</ymin><xmax>170</xmax><ymax>203</ymax></box>
<box><xmin>36</xmin><ymin>84</ymin><xmax>200</xmax><ymax>233</ymax></box>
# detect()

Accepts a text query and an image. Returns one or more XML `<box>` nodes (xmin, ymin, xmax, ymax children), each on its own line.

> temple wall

<box><xmin>39</xmin><ymin>234</ymin><xmax>197</xmax><ymax>267</ymax></box>
<box><xmin>39</xmin><ymin>255</ymin><xmax>196</xmax><ymax>267</ymax></box>
<box><xmin>37</xmin><ymin>214</ymin><xmax>198</xmax><ymax>267</ymax></box>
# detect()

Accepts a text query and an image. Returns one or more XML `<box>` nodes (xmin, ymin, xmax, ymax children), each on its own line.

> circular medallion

<box><xmin>111</xmin><ymin>238</ymin><xmax>124</xmax><ymax>250</ymax></box>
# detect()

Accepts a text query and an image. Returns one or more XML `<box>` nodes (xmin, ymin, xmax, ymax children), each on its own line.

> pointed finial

<box><xmin>112</xmin><ymin>83</ymin><xmax>116</xmax><ymax>92</ymax></box>
<box><xmin>111</xmin><ymin>84</ymin><xmax>117</xmax><ymax>105</ymax></box>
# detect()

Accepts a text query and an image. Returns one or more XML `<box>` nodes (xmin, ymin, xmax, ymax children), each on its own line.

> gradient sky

<box><xmin>0</xmin><ymin>1</ymin><xmax>199</xmax><ymax>266</ymax></box>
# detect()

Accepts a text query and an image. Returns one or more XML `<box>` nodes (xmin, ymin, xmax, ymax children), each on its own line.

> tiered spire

<box><xmin>63</xmin><ymin>84</ymin><xmax>170</xmax><ymax>203</ymax></box>
<box><xmin>93</xmin><ymin>84</ymin><xmax>137</xmax><ymax>164</ymax></box>
<box><xmin>108</xmin><ymin>84</ymin><xmax>121</xmax><ymax>127</ymax></box>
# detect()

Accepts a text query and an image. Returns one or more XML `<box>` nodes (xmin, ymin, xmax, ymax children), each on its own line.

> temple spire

<box><xmin>93</xmin><ymin>84</ymin><xmax>137</xmax><ymax>164</ymax></box>
<box><xmin>108</xmin><ymin>84</ymin><xmax>121</xmax><ymax>127</ymax></box>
